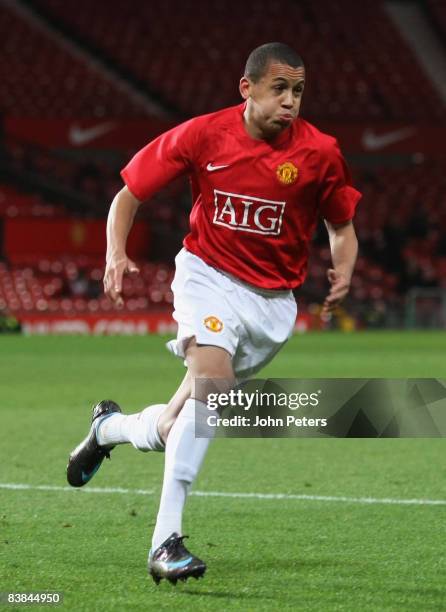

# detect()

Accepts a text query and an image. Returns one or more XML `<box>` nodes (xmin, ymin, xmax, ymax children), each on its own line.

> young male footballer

<box><xmin>67</xmin><ymin>42</ymin><xmax>360</xmax><ymax>584</ymax></box>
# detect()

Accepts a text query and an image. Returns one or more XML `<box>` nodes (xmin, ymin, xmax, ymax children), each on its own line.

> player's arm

<box><xmin>104</xmin><ymin>185</ymin><xmax>141</xmax><ymax>307</ymax></box>
<box><xmin>104</xmin><ymin>118</ymin><xmax>200</xmax><ymax>306</ymax></box>
<box><xmin>317</xmin><ymin>136</ymin><xmax>361</xmax><ymax>316</ymax></box>
<box><xmin>322</xmin><ymin>219</ymin><xmax>358</xmax><ymax>315</ymax></box>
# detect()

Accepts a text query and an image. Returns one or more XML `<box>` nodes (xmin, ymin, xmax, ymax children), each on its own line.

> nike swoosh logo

<box><xmin>206</xmin><ymin>163</ymin><xmax>229</xmax><ymax>172</ymax></box>
<box><xmin>361</xmin><ymin>127</ymin><xmax>416</xmax><ymax>151</ymax></box>
<box><xmin>69</xmin><ymin>122</ymin><xmax>115</xmax><ymax>146</ymax></box>
<box><xmin>164</xmin><ymin>556</ymin><xmax>193</xmax><ymax>570</ymax></box>
<box><xmin>81</xmin><ymin>464</ymin><xmax>101</xmax><ymax>483</ymax></box>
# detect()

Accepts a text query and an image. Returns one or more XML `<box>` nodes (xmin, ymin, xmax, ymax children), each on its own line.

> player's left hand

<box><xmin>103</xmin><ymin>255</ymin><xmax>140</xmax><ymax>308</ymax></box>
<box><xmin>321</xmin><ymin>268</ymin><xmax>350</xmax><ymax>316</ymax></box>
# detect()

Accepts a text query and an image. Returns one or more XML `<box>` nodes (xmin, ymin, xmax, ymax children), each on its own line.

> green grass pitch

<box><xmin>1</xmin><ymin>332</ymin><xmax>445</xmax><ymax>611</ymax></box>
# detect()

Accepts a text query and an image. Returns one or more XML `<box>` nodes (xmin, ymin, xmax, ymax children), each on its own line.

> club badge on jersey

<box><xmin>276</xmin><ymin>161</ymin><xmax>298</xmax><ymax>185</ymax></box>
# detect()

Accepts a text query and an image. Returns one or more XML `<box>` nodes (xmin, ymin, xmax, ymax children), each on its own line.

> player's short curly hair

<box><xmin>244</xmin><ymin>42</ymin><xmax>304</xmax><ymax>83</ymax></box>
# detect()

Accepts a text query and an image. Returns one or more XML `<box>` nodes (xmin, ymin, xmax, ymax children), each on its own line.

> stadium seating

<box><xmin>0</xmin><ymin>244</ymin><xmax>410</xmax><ymax>332</ymax></box>
<box><xmin>28</xmin><ymin>0</ymin><xmax>446</xmax><ymax>120</ymax></box>
<box><xmin>0</xmin><ymin>184</ymin><xmax>65</xmax><ymax>218</ymax></box>
<box><xmin>0</xmin><ymin>4</ymin><xmax>149</xmax><ymax>117</ymax></box>
<box><xmin>0</xmin><ymin>258</ymin><xmax>174</xmax><ymax>314</ymax></box>
<box><xmin>2</xmin><ymin>134</ymin><xmax>189</xmax><ymax>219</ymax></box>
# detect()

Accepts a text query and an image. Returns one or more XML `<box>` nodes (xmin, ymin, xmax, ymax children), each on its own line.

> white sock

<box><xmin>151</xmin><ymin>398</ymin><xmax>214</xmax><ymax>550</ymax></box>
<box><xmin>96</xmin><ymin>404</ymin><xmax>166</xmax><ymax>452</ymax></box>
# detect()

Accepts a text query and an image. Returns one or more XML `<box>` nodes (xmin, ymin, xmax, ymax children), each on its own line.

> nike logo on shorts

<box><xmin>206</xmin><ymin>163</ymin><xmax>229</xmax><ymax>172</ymax></box>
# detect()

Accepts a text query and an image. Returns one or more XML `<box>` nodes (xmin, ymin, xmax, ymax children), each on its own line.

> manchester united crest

<box><xmin>276</xmin><ymin>161</ymin><xmax>298</xmax><ymax>185</ymax></box>
<box><xmin>204</xmin><ymin>315</ymin><xmax>224</xmax><ymax>333</ymax></box>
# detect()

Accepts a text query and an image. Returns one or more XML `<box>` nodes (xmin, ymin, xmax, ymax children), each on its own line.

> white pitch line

<box><xmin>190</xmin><ymin>491</ymin><xmax>446</xmax><ymax>506</ymax></box>
<box><xmin>0</xmin><ymin>483</ymin><xmax>445</xmax><ymax>506</ymax></box>
<box><xmin>0</xmin><ymin>483</ymin><xmax>154</xmax><ymax>495</ymax></box>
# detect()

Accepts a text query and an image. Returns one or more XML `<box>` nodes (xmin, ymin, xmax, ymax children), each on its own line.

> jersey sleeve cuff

<box><xmin>321</xmin><ymin>185</ymin><xmax>362</xmax><ymax>224</ymax></box>
<box><xmin>120</xmin><ymin>168</ymin><xmax>145</xmax><ymax>202</ymax></box>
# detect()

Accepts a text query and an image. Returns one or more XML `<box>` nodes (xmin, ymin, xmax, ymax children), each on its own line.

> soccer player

<box><xmin>67</xmin><ymin>42</ymin><xmax>360</xmax><ymax>584</ymax></box>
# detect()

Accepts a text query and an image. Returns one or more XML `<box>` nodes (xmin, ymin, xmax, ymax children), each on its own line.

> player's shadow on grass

<box><xmin>181</xmin><ymin>556</ymin><xmax>365</xmax><ymax>600</ymax></box>
<box><xmin>385</xmin><ymin>585</ymin><xmax>445</xmax><ymax>599</ymax></box>
<box><xmin>218</xmin><ymin>557</ymin><xmax>364</xmax><ymax>573</ymax></box>
<box><xmin>180</xmin><ymin>589</ymin><xmax>275</xmax><ymax>602</ymax></box>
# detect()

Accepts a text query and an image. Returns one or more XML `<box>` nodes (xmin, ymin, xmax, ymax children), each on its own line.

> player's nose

<box><xmin>281</xmin><ymin>91</ymin><xmax>294</xmax><ymax>108</ymax></box>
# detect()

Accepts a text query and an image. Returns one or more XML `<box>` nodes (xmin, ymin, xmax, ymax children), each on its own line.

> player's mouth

<box><xmin>277</xmin><ymin>113</ymin><xmax>294</xmax><ymax>124</ymax></box>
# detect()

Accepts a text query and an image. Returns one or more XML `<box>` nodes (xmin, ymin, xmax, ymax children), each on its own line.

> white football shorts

<box><xmin>166</xmin><ymin>248</ymin><xmax>297</xmax><ymax>378</ymax></box>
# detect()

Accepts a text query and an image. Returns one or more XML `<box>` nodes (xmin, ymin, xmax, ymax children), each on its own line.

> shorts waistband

<box><xmin>181</xmin><ymin>248</ymin><xmax>292</xmax><ymax>298</ymax></box>
<box><xmin>216</xmin><ymin>267</ymin><xmax>292</xmax><ymax>298</ymax></box>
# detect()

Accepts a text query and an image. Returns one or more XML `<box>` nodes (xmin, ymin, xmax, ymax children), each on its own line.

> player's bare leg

<box><xmin>149</xmin><ymin>338</ymin><xmax>235</xmax><ymax>584</ymax></box>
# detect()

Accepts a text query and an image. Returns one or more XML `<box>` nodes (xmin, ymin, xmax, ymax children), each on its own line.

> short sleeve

<box><xmin>318</xmin><ymin>138</ymin><xmax>362</xmax><ymax>224</ymax></box>
<box><xmin>120</xmin><ymin>118</ymin><xmax>199</xmax><ymax>202</ymax></box>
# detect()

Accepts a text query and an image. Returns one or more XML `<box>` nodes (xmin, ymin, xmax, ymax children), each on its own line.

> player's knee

<box><xmin>193</xmin><ymin>367</ymin><xmax>235</xmax><ymax>383</ymax></box>
<box><xmin>193</xmin><ymin>371</ymin><xmax>236</xmax><ymax>403</ymax></box>
<box><xmin>186</xmin><ymin>342</ymin><xmax>234</xmax><ymax>381</ymax></box>
<box><xmin>191</xmin><ymin>359</ymin><xmax>235</xmax><ymax>385</ymax></box>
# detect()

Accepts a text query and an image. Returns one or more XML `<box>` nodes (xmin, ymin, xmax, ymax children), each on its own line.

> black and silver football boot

<box><xmin>148</xmin><ymin>533</ymin><xmax>206</xmax><ymax>585</ymax></box>
<box><xmin>67</xmin><ymin>399</ymin><xmax>121</xmax><ymax>487</ymax></box>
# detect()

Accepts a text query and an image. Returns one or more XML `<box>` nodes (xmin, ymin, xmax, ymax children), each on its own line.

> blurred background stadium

<box><xmin>1</xmin><ymin>0</ymin><xmax>446</xmax><ymax>336</ymax></box>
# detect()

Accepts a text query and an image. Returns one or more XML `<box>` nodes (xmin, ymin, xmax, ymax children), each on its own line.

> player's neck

<box><xmin>242</xmin><ymin>108</ymin><xmax>284</xmax><ymax>143</ymax></box>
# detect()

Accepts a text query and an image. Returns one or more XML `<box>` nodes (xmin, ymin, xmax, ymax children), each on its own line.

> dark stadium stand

<box><xmin>0</xmin><ymin>184</ymin><xmax>65</xmax><ymax>218</ymax></box>
<box><xmin>28</xmin><ymin>0</ymin><xmax>446</xmax><ymax>120</ymax></box>
<box><xmin>0</xmin><ymin>4</ymin><xmax>149</xmax><ymax>117</ymax></box>
<box><xmin>425</xmin><ymin>0</ymin><xmax>446</xmax><ymax>39</ymax></box>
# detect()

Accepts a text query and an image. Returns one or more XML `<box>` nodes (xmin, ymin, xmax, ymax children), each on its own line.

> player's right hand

<box><xmin>321</xmin><ymin>268</ymin><xmax>350</xmax><ymax>317</ymax></box>
<box><xmin>103</xmin><ymin>255</ymin><xmax>140</xmax><ymax>308</ymax></box>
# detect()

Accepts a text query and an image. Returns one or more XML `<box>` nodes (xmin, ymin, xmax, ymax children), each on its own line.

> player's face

<box><xmin>240</xmin><ymin>62</ymin><xmax>305</xmax><ymax>139</ymax></box>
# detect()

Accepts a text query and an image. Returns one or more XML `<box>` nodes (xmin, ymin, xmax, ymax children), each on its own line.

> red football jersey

<box><xmin>121</xmin><ymin>102</ymin><xmax>361</xmax><ymax>290</ymax></box>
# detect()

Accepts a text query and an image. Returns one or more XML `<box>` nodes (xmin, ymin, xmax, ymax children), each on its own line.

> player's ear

<box><xmin>239</xmin><ymin>76</ymin><xmax>251</xmax><ymax>100</ymax></box>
